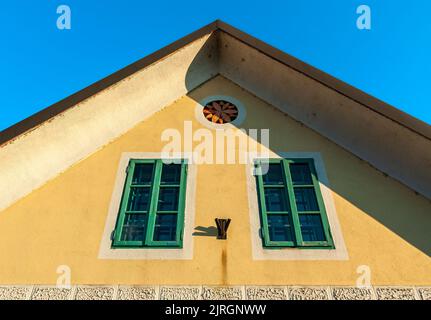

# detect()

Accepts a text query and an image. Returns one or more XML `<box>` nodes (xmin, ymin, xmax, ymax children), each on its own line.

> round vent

<box><xmin>202</xmin><ymin>100</ymin><xmax>239</xmax><ymax>124</ymax></box>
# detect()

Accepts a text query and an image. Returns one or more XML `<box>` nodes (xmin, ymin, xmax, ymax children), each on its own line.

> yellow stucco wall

<box><xmin>0</xmin><ymin>76</ymin><xmax>430</xmax><ymax>285</ymax></box>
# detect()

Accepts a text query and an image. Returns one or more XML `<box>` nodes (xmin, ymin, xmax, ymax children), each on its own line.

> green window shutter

<box><xmin>112</xmin><ymin>159</ymin><xmax>187</xmax><ymax>249</ymax></box>
<box><xmin>255</xmin><ymin>158</ymin><xmax>334</xmax><ymax>249</ymax></box>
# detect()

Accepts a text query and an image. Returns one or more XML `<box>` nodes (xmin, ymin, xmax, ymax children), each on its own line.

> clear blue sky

<box><xmin>1</xmin><ymin>0</ymin><xmax>430</xmax><ymax>130</ymax></box>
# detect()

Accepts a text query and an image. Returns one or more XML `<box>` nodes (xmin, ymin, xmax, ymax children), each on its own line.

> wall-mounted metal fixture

<box><xmin>215</xmin><ymin>218</ymin><xmax>231</xmax><ymax>240</ymax></box>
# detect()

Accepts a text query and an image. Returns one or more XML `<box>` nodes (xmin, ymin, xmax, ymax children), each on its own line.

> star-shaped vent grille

<box><xmin>203</xmin><ymin>100</ymin><xmax>239</xmax><ymax>124</ymax></box>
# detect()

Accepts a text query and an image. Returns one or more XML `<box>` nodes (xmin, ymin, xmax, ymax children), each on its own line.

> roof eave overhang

<box><xmin>0</xmin><ymin>20</ymin><xmax>430</xmax><ymax>212</ymax></box>
<box><xmin>2</xmin><ymin>20</ymin><xmax>429</xmax><ymax>145</ymax></box>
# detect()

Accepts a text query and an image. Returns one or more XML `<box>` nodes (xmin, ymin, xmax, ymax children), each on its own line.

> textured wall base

<box><xmin>0</xmin><ymin>285</ymin><xmax>429</xmax><ymax>300</ymax></box>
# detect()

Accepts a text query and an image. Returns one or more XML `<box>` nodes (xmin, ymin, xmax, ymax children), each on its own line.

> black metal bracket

<box><xmin>215</xmin><ymin>218</ymin><xmax>231</xmax><ymax>240</ymax></box>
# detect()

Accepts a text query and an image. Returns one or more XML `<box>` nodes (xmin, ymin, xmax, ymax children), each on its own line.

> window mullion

<box><xmin>144</xmin><ymin>160</ymin><xmax>162</xmax><ymax>246</ymax></box>
<box><xmin>282</xmin><ymin>159</ymin><xmax>303</xmax><ymax>246</ymax></box>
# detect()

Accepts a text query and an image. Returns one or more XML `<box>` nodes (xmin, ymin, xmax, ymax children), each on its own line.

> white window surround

<box><xmin>246</xmin><ymin>152</ymin><xmax>349</xmax><ymax>260</ymax></box>
<box><xmin>98</xmin><ymin>152</ymin><xmax>196</xmax><ymax>260</ymax></box>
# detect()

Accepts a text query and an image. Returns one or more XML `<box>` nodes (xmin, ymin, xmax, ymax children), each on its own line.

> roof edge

<box><xmin>1</xmin><ymin>19</ymin><xmax>430</xmax><ymax>146</ymax></box>
<box><xmin>215</xmin><ymin>20</ymin><xmax>431</xmax><ymax>141</ymax></box>
<box><xmin>0</xmin><ymin>20</ymin><xmax>219</xmax><ymax>146</ymax></box>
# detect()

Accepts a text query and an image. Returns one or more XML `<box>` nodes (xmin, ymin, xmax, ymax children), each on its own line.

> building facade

<box><xmin>0</xmin><ymin>21</ymin><xmax>430</xmax><ymax>300</ymax></box>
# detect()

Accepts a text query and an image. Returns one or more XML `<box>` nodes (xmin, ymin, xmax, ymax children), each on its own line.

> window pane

<box><xmin>262</xmin><ymin>163</ymin><xmax>284</xmax><ymax>185</ymax></box>
<box><xmin>290</xmin><ymin>163</ymin><xmax>312</xmax><ymax>185</ymax></box>
<box><xmin>157</xmin><ymin>187</ymin><xmax>179</xmax><ymax>211</ymax></box>
<box><xmin>127</xmin><ymin>187</ymin><xmax>150</xmax><ymax>211</ymax></box>
<box><xmin>299</xmin><ymin>215</ymin><xmax>326</xmax><ymax>241</ymax></box>
<box><xmin>132</xmin><ymin>164</ymin><xmax>154</xmax><ymax>185</ymax></box>
<box><xmin>153</xmin><ymin>214</ymin><xmax>177</xmax><ymax>241</ymax></box>
<box><xmin>294</xmin><ymin>187</ymin><xmax>319</xmax><ymax>211</ymax></box>
<box><xmin>267</xmin><ymin>215</ymin><xmax>294</xmax><ymax>242</ymax></box>
<box><xmin>264</xmin><ymin>188</ymin><xmax>288</xmax><ymax>212</ymax></box>
<box><xmin>121</xmin><ymin>214</ymin><xmax>147</xmax><ymax>241</ymax></box>
<box><xmin>161</xmin><ymin>163</ymin><xmax>182</xmax><ymax>185</ymax></box>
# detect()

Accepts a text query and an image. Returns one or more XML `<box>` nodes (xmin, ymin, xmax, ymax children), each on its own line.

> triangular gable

<box><xmin>0</xmin><ymin>20</ymin><xmax>430</xmax><ymax>212</ymax></box>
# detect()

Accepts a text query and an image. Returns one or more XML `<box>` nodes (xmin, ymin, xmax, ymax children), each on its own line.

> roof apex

<box><xmin>1</xmin><ymin>19</ymin><xmax>430</xmax><ymax>145</ymax></box>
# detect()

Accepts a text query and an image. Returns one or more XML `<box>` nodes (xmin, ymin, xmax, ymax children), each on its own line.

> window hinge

<box><xmin>125</xmin><ymin>164</ymin><xmax>130</xmax><ymax>174</ymax></box>
<box><xmin>253</xmin><ymin>163</ymin><xmax>261</xmax><ymax>176</ymax></box>
<box><xmin>110</xmin><ymin>230</ymin><xmax>116</xmax><ymax>241</ymax></box>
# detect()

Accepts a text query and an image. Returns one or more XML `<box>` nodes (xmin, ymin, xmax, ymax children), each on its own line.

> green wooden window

<box><xmin>255</xmin><ymin>158</ymin><xmax>334</xmax><ymax>248</ymax></box>
<box><xmin>112</xmin><ymin>159</ymin><xmax>187</xmax><ymax>248</ymax></box>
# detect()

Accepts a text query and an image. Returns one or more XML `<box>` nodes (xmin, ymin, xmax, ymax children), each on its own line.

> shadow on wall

<box><xmin>184</xmin><ymin>32</ymin><xmax>219</xmax><ymax>93</ymax></box>
<box><xmin>193</xmin><ymin>226</ymin><xmax>218</xmax><ymax>237</ymax></box>
<box><xmin>184</xmin><ymin>38</ymin><xmax>431</xmax><ymax>258</ymax></box>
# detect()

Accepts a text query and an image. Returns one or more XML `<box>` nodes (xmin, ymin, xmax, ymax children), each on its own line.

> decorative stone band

<box><xmin>0</xmin><ymin>285</ymin><xmax>429</xmax><ymax>300</ymax></box>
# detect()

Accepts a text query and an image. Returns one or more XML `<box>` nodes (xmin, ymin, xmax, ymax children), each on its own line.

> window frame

<box><xmin>112</xmin><ymin>159</ymin><xmax>187</xmax><ymax>249</ymax></box>
<box><xmin>255</xmin><ymin>158</ymin><xmax>334</xmax><ymax>249</ymax></box>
